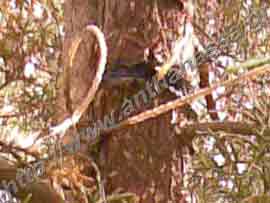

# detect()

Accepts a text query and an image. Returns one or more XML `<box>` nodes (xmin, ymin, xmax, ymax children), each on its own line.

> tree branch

<box><xmin>174</xmin><ymin>121</ymin><xmax>256</xmax><ymax>144</ymax></box>
<box><xmin>101</xmin><ymin>64</ymin><xmax>270</xmax><ymax>135</ymax></box>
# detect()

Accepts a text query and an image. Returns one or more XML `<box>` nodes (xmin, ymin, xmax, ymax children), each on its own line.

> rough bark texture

<box><xmin>57</xmin><ymin>1</ymin><xmax>185</xmax><ymax>202</ymax></box>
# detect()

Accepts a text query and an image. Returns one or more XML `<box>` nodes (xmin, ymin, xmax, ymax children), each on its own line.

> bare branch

<box><xmin>174</xmin><ymin>122</ymin><xmax>256</xmax><ymax>143</ymax></box>
<box><xmin>102</xmin><ymin>64</ymin><xmax>270</xmax><ymax>135</ymax></box>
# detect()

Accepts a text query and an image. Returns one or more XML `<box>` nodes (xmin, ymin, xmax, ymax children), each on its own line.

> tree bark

<box><xmin>57</xmin><ymin>0</ymin><xmax>186</xmax><ymax>202</ymax></box>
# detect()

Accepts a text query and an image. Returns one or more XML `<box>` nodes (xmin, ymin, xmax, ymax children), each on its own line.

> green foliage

<box><xmin>181</xmin><ymin>1</ymin><xmax>270</xmax><ymax>202</ymax></box>
<box><xmin>0</xmin><ymin>0</ymin><xmax>63</xmax><ymax>135</ymax></box>
<box><xmin>183</xmin><ymin>90</ymin><xmax>270</xmax><ymax>203</ymax></box>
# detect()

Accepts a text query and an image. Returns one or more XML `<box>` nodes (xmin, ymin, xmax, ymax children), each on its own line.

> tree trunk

<box><xmin>57</xmin><ymin>0</ymin><xmax>186</xmax><ymax>202</ymax></box>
